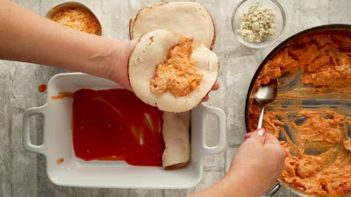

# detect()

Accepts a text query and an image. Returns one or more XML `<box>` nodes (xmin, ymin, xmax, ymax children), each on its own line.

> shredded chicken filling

<box><xmin>248</xmin><ymin>32</ymin><xmax>351</xmax><ymax>197</ymax></box>
<box><xmin>150</xmin><ymin>37</ymin><xmax>203</xmax><ymax>97</ymax></box>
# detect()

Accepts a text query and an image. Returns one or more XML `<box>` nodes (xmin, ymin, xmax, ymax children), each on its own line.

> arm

<box><xmin>0</xmin><ymin>0</ymin><xmax>134</xmax><ymax>88</ymax></box>
<box><xmin>190</xmin><ymin>129</ymin><xmax>286</xmax><ymax>197</ymax></box>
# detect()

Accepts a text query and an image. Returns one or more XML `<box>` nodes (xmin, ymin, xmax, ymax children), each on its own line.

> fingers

<box><xmin>212</xmin><ymin>82</ymin><xmax>219</xmax><ymax>90</ymax></box>
<box><xmin>130</xmin><ymin>39</ymin><xmax>137</xmax><ymax>49</ymax></box>
<box><xmin>264</xmin><ymin>133</ymin><xmax>287</xmax><ymax>159</ymax></box>
<box><xmin>247</xmin><ymin>128</ymin><xmax>266</xmax><ymax>144</ymax></box>
<box><xmin>202</xmin><ymin>82</ymin><xmax>220</xmax><ymax>102</ymax></box>
<box><xmin>256</xmin><ymin>128</ymin><xmax>266</xmax><ymax>137</ymax></box>
<box><xmin>244</xmin><ymin>129</ymin><xmax>261</xmax><ymax>139</ymax></box>
<box><xmin>244</xmin><ymin>132</ymin><xmax>254</xmax><ymax>139</ymax></box>
<box><xmin>264</xmin><ymin>133</ymin><xmax>281</xmax><ymax>145</ymax></box>
<box><xmin>245</xmin><ymin>129</ymin><xmax>285</xmax><ymax>158</ymax></box>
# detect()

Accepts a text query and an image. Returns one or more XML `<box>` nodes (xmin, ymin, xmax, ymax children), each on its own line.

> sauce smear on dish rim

<box><xmin>38</xmin><ymin>84</ymin><xmax>47</xmax><ymax>93</ymax></box>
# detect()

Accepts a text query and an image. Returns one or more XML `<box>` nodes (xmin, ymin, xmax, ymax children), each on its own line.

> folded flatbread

<box><xmin>129</xmin><ymin>1</ymin><xmax>216</xmax><ymax>49</ymax></box>
<box><xmin>128</xmin><ymin>29</ymin><xmax>219</xmax><ymax>112</ymax></box>
<box><xmin>162</xmin><ymin>112</ymin><xmax>190</xmax><ymax>169</ymax></box>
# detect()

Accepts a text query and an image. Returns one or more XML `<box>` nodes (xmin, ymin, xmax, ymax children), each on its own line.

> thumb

<box><xmin>264</xmin><ymin>133</ymin><xmax>281</xmax><ymax>145</ymax></box>
<box><xmin>129</xmin><ymin>39</ymin><xmax>137</xmax><ymax>51</ymax></box>
<box><xmin>250</xmin><ymin>128</ymin><xmax>266</xmax><ymax>144</ymax></box>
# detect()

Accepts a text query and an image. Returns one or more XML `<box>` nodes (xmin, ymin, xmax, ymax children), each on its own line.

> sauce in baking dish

<box><xmin>72</xmin><ymin>89</ymin><xmax>164</xmax><ymax>166</ymax></box>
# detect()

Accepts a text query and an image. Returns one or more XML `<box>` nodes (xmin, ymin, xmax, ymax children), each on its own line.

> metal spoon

<box><xmin>254</xmin><ymin>79</ymin><xmax>278</xmax><ymax>129</ymax></box>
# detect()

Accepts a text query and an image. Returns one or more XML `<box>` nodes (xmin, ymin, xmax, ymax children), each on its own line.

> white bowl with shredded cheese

<box><xmin>231</xmin><ymin>0</ymin><xmax>285</xmax><ymax>48</ymax></box>
<box><xmin>45</xmin><ymin>2</ymin><xmax>103</xmax><ymax>36</ymax></box>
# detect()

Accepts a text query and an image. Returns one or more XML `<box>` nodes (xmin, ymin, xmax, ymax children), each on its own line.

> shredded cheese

<box><xmin>51</xmin><ymin>6</ymin><xmax>101</xmax><ymax>35</ymax></box>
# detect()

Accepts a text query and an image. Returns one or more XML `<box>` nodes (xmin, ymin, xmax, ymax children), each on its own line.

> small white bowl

<box><xmin>231</xmin><ymin>0</ymin><xmax>286</xmax><ymax>48</ymax></box>
<box><xmin>45</xmin><ymin>2</ymin><xmax>103</xmax><ymax>36</ymax></box>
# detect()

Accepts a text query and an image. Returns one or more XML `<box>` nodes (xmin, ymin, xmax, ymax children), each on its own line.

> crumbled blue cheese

<box><xmin>239</xmin><ymin>4</ymin><xmax>276</xmax><ymax>43</ymax></box>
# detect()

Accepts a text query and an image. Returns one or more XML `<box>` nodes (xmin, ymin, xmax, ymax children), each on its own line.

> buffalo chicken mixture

<box><xmin>248</xmin><ymin>32</ymin><xmax>351</xmax><ymax>196</ymax></box>
<box><xmin>150</xmin><ymin>37</ymin><xmax>203</xmax><ymax>97</ymax></box>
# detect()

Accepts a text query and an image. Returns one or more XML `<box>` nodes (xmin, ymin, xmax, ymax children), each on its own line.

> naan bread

<box><xmin>162</xmin><ymin>112</ymin><xmax>190</xmax><ymax>169</ymax></box>
<box><xmin>129</xmin><ymin>1</ymin><xmax>216</xmax><ymax>49</ymax></box>
<box><xmin>128</xmin><ymin>29</ymin><xmax>219</xmax><ymax>112</ymax></box>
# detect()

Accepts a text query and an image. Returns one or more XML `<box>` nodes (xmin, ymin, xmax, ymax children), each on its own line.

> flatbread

<box><xmin>162</xmin><ymin>112</ymin><xmax>190</xmax><ymax>169</ymax></box>
<box><xmin>128</xmin><ymin>29</ymin><xmax>219</xmax><ymax>112</ymax></box>
<box><xmin>129</xmin><ymin>1</ymin><xmax>216</xmax><ymax>49</ymax></box>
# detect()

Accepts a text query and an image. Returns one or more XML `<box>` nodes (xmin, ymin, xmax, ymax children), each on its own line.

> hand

<box><xmin>106</xmin><ymin>39</ymin><xmax>221</xmax><ymax>98</ymax></box>
<box><xmin>202</xmin><ymin>82</ymin><xmax>219</xmax><ymax>101</ymax></box>
<box><xmin>227</xmin><ymin>128</ymin><xmax>286</xmax><ymax>197</ymax></box>
<box><xmin>106</xmin><ymin>40</ymin><xmax>137</xmax><ymax>90</ymax></box>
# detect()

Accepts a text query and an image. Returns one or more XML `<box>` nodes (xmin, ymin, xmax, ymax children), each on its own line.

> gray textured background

<box><xmin>1</xmin><ymin>0</ymin><xmax>350</xmax><ymax>196</ymax></box>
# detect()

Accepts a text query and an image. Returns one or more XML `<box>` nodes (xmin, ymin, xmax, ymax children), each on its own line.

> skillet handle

<box><xmin>23</xmin><ymin>105</ymin><xmax>46</xmax><ymax>154</ymax></box>
<box><xmin>262</xmin><ymin>182</ymin><xmax>281</xmax><ymax>197</ymax></box>
<box><xmin>201</xmin><ymin>104</ymin><xmax>226</xmax><ymax>154</ymax></box>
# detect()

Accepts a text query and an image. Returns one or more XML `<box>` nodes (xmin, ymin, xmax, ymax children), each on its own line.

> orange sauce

<box><xmin>38</xmin><ymin>84</ymin><xmax>47</xmax><ymax>93</ymax></box>
<box><xmin>72</xmin><ymin>89</ymin><xmax>164</xmax><ymax>166</ymax></box>
<box><xmin>51</xmin><ymin>91</ymin><xmax>73</xmax><ymax>99</ymax></box>
<box><xmin>56</xmin><ymin>157</ymin><xmax>64</xmax><ymax>164</ymax></box>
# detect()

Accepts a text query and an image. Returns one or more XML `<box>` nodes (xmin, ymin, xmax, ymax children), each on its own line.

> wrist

<box><xmin>103</xmin><ymin>40</ymin><xmax>135</xmax><ymax>89</ymax></box>
<box><xmin>218</xmin><ymin>166</ymin><xmax>267</xmax><ymax>197</ymax></box>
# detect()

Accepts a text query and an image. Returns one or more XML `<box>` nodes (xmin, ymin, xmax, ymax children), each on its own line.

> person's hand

<box><xmin>202</xmin><ymin>82</ymin><xmax>219</xmax><ymax>101</ymax></box>
<box><xmin>106</xmin><ymin>39</ymin><xmax>137</xmax><ymax>90</ymax></box>
<box><xmin>189</xmin><ymin>128</ymin><xmax>285</xmax><ymax>197</ymax></box>
<box><xmin>226</xmin><ymin>128</ymin><xmax>286</xmax><ymax>197</ymax></box>
<box><xmin>106</xmin><ymin>39</ymin><xmax>221</xmax><ymax>99</ymax></box>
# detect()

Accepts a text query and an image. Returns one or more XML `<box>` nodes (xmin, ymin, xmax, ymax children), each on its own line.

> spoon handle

<box><xmin>257</xmin><ymin>106</ymin><xmax>265</xmax><ymax>129</ymax></box>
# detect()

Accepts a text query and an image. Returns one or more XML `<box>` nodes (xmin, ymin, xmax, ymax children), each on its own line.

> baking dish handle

<box><xmin>23</xmin><ymin>105</ymin><xmax>46</xmax><ymax>154</ymax></box>
<box><xmin>201</xmin><ymin>104</ymin><xmax>226</xmax><ymax>154</ymax></box>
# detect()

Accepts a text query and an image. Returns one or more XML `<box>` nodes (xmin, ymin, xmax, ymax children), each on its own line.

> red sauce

<box><xmin>72</xmin><ymin>89</ymin><xmax>164</xmax><ymax>166</ymax></box>
<box><xmin>38</xmin><ymin>84</ymin><xmax>47</xmax><ymax>93</ymax></box>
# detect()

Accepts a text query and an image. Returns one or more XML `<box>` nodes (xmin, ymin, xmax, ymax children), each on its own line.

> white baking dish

<box><xmin>22</xmin><ymin>73</ymin><xmax>226</xmax><ymax>189</ymax></box>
